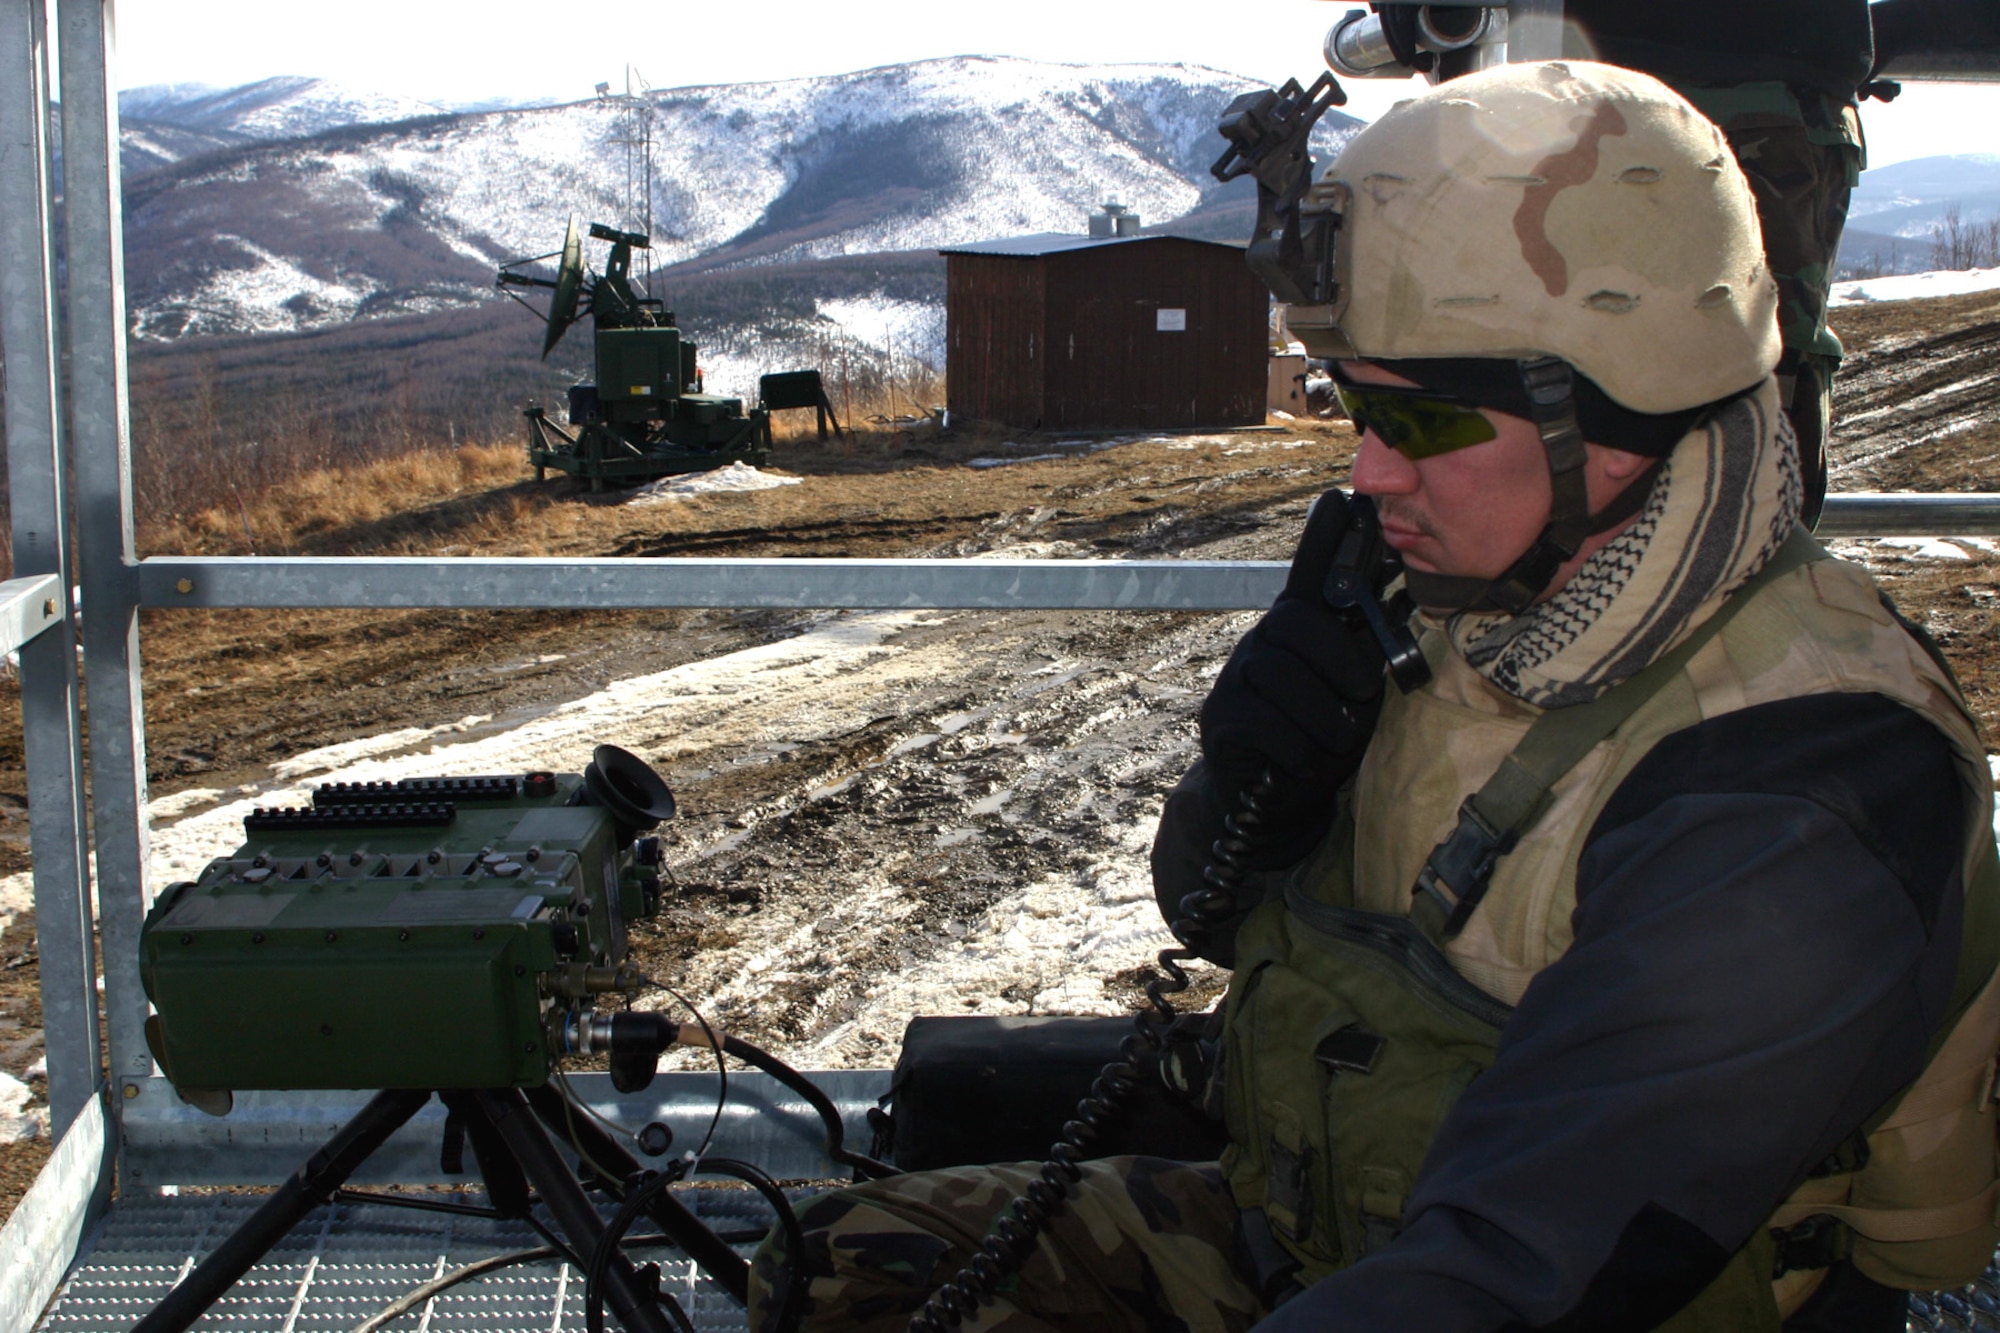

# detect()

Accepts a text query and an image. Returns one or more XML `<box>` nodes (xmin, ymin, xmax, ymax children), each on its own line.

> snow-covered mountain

<box><xmin>117</xmin><ymin>77</ymin><xmax>451</xmax><ymax>178</ymax></box>
<box><xmin>120</xmin><ymin>77</ymin><xmax>447</xmax><ymax>141</ymax></box>
<box><xmin>117</xmin><ymin>57</ymin><xmax>1360</xmax><ymax>344</ymax></box>
<box><xmin>116</xmin><ymin>116</ymin><xmax>248</xmax><ymax>178</ymax></box>
<box><xmin>1848</xmin><ymin>153</ymin><xmax>2000</xmax><ymax>236</ymax></box>
<box><xmin>1835</xmin><ymin>153</ymin><xmax>2000</xmax><ymax>277</ymax></box>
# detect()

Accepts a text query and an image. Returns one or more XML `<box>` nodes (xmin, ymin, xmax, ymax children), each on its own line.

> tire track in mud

<box><xmin>635</xmin><ymin>606</ymin><xmax>1254</xmax><ymax>1068</ymax></box>
<box><xmin>609</xmin><ymin>513</ymin><xmax>1004</xmax><ymax>558</ymax></box>
<box><xmin>1829</xmin><ymin>298</ymin><xmax>2000</xmax><ymax>491</ymax></box>
<box><xmin>621</xmin><ymin>480</ymin><xmax>1326</xmax><ymax>1066</ymax></box>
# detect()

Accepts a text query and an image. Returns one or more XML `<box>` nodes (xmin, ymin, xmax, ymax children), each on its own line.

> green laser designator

<box><xmin>497</xmin><ymin>216</ymin><xmax>772</xmax><ymax>489</ymax></box>
<box><xmin>139</xmin><ymin>745</ymin><xmax>677</xmax><ymax>1114</ymax></box>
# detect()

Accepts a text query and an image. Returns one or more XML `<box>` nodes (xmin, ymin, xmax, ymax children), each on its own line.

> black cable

<box><xmin>688</xmin><ymin>1158</ymin><xmax>809</xmax><ymax>1333</ymax></box>
<box><xmin>584</xmin><ymin>1165</ymin><xmax>694</xmax><ymax>1333</ymax></box>
<box><xmin>904</xmin><ymin>1056</ymin><xmax>1139</xmax><ymax>1333</ymax></box>
<box><xmin>584</xmin><ymin>1159</ymin><xmax>806</xmax><ymax>1333</ymax></box>
<box><xmin>1174</xmin><ymin>770</ymin><xmax>1280</xmax><ymax>963</ymax></box>
<box><xmin>648</xmin><ymin>977</ymin><xmax>729</xmax><ymax>1160</ymax></box>
<box><xmin>594</xmin><ymin>1009</ymin><xmax>895</xmax><ymax>1183</ymax></box>
<box><xmin>349</xmin><ymin>1232</ymin><xmax>764</xmax><ymax>1333</ymax></box>
<box><xmin>352</xmin><ymin>1245</ymin><xmax>566</xmax><ymax>1333</ymax></box>
<box><xmin>719</xmin><ymin>1033</ymin><xmax>898</xmax><ymax>1180</ymax></box>
<box><xmin>550</xmin><ymin>1064</ymin><xmax>648</xmax><ymax>1188</ymax></box>
<box><xmin>334</xmin><ymin>1183</ymin><xmax>601</xmax><ymax>1280</ymax></box>
<box><xmin>330</xmin><ymin>1188</ymin><xmax>511</xmax><ymax>1220</ymax></box>
<box><xmin>522</xmin><ymin>1209</ymin><xmax>591</xmax><ymax>1273</ymax></box>
<box><xmin>904</xmin><ymin>772</ymin><xmax>1274</xmax><ymax>1333</ymax></box>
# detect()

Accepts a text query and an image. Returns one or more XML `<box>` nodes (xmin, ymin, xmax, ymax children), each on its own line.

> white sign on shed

<box><xmin>1156</xmin><ymin>307</ymin><xmax>1187</xmax><ymax>332</ymax></box>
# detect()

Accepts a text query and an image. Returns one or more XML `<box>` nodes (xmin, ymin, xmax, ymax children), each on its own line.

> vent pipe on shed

<box><xmin>1088</xmin><ymin>201</ymin><xmax>1141</xmax><ymax>238</ymax></box>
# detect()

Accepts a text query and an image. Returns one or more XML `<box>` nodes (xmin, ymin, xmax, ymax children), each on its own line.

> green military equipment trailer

<box><xmin>500</xmin><ymin>218</ymin><xmax>771</xmax><ymax>490</ymax></box>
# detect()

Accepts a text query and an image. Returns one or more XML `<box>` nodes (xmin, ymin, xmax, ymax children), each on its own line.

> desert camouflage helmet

<box><xmin>1299</xmin><ymin>60</ymin><xmax>1781</xmax><ymax>414</ymax></box>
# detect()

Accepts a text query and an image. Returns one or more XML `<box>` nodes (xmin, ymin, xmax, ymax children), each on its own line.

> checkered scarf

<box><xmin>1440</xmin><ymin>377</ymin><xmax>1801</xmax><ymax>708</ymax></box>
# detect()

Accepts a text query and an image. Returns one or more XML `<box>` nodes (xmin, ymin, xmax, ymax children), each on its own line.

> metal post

<box><xmin>0</xmin><ymin>0</ymin><xmax>102</xmax><ymax>1139</ymax></box>
<box><xmin>1508</xmin><ymin>0</ymin><xmax>1566</xmax><ymax>61</ymax></box>
<box><xmin>57</xmin><ymin>0</ymin><xmax>154</xmax><ymax>1112</ymax></box>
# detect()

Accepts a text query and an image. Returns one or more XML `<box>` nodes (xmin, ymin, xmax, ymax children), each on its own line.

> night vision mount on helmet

<box><xmin>498</xmin><ymin>216</ymin><xmax>772</xmax><ymax>490</ymax></box>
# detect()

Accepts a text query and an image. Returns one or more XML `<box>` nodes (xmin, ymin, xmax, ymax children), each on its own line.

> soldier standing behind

<box><xmin>1558</xmin><ymin>0</ymin><xmax>1879</xmax><ymax>529</ymax></box>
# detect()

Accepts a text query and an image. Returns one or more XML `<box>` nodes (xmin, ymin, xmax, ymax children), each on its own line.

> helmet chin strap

<box><xmin>1402</xmin><ymin>358</ymin><xmax>1629</xmax><ymax>615</ymax></box>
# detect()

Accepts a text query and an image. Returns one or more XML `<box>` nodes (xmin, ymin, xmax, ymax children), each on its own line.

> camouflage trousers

<box><xmin>746</xmin><ymin>1157</ymin><xmax>1268</xmax><ymax>1333</ymax></box>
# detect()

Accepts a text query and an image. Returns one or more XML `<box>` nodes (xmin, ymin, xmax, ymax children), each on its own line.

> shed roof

<box><xmin>938</xmin><ymin>231</ymin><xmax>1248</xmax><ymax>258</ymax></box>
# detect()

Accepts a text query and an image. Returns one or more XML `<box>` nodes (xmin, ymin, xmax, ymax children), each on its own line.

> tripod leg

<box><xmin>439</xmin><ymin>1088</ymin><xmax>533</xmax><ymax>1216</ymax></box>
<box><xmin>525</xmin><ymin>1084</ymin><xmax>751</xmax><ymax>1304</ymax></box>
<box><xmin>134</xmin><ymin>1088</ymin><xmax>432</xmax><ymax>1333</ymax></box>
<box><xmin>474</xmin><ymin>1088</ymin><xmax>674</xmax><ymax>1333</ymax></box>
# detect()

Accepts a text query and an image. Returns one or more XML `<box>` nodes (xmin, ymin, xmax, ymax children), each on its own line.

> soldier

<box><xmin>748</xmin><ymin>64</ymin><xmax>2000</xmax><ymax>1333</ymax></box>
<box><xmin>1558</xmin><ymin>0</ymin><xmax>1880</xmax><ymax>529</ymax></box>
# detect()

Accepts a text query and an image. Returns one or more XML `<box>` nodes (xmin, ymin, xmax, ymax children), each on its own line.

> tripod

<box><xmin>132</xmin><ymin>1084</ymin><xmax>752</xmax><ymax>1333</ymax></box>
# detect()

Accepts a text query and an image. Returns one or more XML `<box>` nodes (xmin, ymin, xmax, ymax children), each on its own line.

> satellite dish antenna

<box><xmin>542</xmin><ymin>214</ymin><xmax>586</xmax><ymax>359</ymax></box>
<box><xmin>495</xmin><ymin>213</ymin><xmax>594</xmax><ymax>360</ymax></box>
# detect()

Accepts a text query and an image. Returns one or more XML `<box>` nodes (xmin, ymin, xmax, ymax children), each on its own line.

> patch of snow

<box><xmin>815</xmin><ymin>298</ymin><xmax>946</xmax><ymax>364</ymax></box>
<box><xmin>148</xmin><ymin>787</ymin><xmax>228</xmax><ymax>821</ymax></box>
<box><xmin>0</xmin><ymin>865</ymin><xmax>35</xmax><ymax>926</ymax></box>
<box><xmin>0</xmin><ymin>612</ymin><xmax>941</xmax><ymax>906</ymax></box>
<box><xmin>784</xmin><ymin>815</ymin><xmax>1175</xmax><ymax>1065</ymax></box>
<box><xmin>133</xmin><ymin>233</ymin><xmax>384</xmax><ymax>341</ymax></box>
<box><xmin>1990</xmin><ymin>757</ymin><xmax>2000</xmax><ymax>849</ymax></box>
<box><xmin>270</xmin><ymin>714</ymin><xmax>493</xmax><ymax>782</ymax></box>
<box><xmin>966</xmin><ymin>541</ymin><xmax>1092</xmax><ymax>560</ymax></box>
<box><xmin>693</xmin><ymin>349</ymin><xmax>780</xmax><ymax>404</ymax></box>
<box><xmin>1874</xmin><ymin>537</ymin><xmax>1979</xmax><ymax>562</ymax></box>
<box><xmin>1830</xmin><ymin>267</ymin><xmax>2000</xmax><ymax>306</ymax></box>
<box><xmin>625</xmin><ymin>463</ymin><xmax>803</xmax><ymax>503</ymax></box>
<box><xmin>0</xmin><ymin>1071</ymin><xmax>45</xmax><ymax>1141</ymax></box>
<box><xmin>968</xmin><ymin>454</ymin><xmax>1067</xmax><ymax>469</ymax></box>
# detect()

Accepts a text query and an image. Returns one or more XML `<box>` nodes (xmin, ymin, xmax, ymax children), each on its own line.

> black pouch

<box><xmin>884</xmin><ymin>1014</ymin><xmax>1230</xmax><ymax>1171</ymax></box>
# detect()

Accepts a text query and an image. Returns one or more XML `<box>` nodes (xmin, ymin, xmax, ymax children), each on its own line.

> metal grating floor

<box><xmin>1909</xmin><ymin>1262</ymin><xmax>2000</xmax><ymax>1331</ymax></box>
<box><xmin>35</xmin><ymin>1190</ymin><xmax>2000</xmax><ymax>1331</ymax></box>
<box><xmin>37</xmin><ymin>1188</ymin><xmax>775</xmax><ymax>1332</ymax></box>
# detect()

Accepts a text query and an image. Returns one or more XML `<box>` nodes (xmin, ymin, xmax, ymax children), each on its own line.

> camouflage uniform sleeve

<box><xmin>746</xmin><ymin>1156</ymin><xmax>1262</xmax><ymax>1333</ymax></box>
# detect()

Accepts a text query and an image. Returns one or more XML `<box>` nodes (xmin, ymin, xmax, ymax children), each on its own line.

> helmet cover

<box><xmin>1301</xmin><ymin>60</ymin><xmax>1780</xmax><ymax>413</ymax></box>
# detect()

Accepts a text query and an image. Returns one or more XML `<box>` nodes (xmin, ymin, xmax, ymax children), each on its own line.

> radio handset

<box><xmin>1321</xmin><ymin>491</ymin><xmax>1430</xmax><ymax>694</ymax></box>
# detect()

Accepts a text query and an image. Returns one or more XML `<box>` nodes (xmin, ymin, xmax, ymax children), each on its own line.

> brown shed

<box><xmin>940</xmin><ymin>234</ymin><xmax>1269</xmax><ymax>431</ymax></box>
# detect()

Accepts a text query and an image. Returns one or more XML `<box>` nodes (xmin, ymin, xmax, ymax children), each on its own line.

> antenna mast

<box><xmin>600</xmin><ymin>66</ymin><xmax>656</xmax><ymax>293</ymax></box>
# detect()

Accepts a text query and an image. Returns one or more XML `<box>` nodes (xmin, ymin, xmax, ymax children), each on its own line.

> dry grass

<box><xmin>133</xmin><ymin>375</ymin><xmax>962</xmax><ymax>559</ymax></box>
<box><xmin>139</xmin><ymin>381</ymin><xmax>1166</xmax><ymax>564</ymax></box>
<box><xmin>146</xmin><ymin>442</ymin><xmax>531</xmax><ymax>557</ymax></box>
<box><xmin>762</xmin><ymin>374</ymin><xmax>946</xmax><ymax>447</ymax></box>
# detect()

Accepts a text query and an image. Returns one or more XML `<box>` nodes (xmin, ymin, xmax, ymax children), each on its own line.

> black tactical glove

<box><xmin>1198</xmin><ymin>488</ymin><xmax>1388</xmax><ymax>868</ymax></box>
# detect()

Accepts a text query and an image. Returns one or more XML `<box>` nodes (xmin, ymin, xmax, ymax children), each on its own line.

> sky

<box><xmin>107</xmin><ymin>0</ymin><xmax>1997</xmax><ymax>169</ymax></box>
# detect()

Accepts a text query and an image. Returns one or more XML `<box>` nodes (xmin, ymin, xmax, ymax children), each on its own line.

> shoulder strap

<box><xmin>1410</xmin><ymin>527</ymin><xmax>1824</xmax><ymax>943</ymax></box>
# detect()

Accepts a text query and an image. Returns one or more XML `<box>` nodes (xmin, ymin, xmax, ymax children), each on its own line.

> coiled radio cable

<box><xmin>904</xmin><ymin>772</ymin><xmax>1275</xmax><ymax>1333</ymax></box>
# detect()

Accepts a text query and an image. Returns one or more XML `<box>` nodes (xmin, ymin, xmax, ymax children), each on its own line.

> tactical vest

<box><xmin>1218</xmin><ymin>538</ymin><xmax>2000</xmax><ymax>1326</ymax></box>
